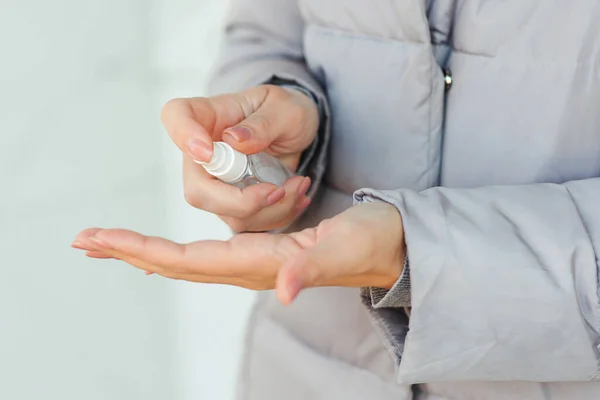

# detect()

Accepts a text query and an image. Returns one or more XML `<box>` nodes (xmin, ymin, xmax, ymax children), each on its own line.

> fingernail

<box><xmin>297</xmin><ymin>177</ymin><xmax>311</xmax><ymax>198</ymax></box>
<box><xmin>223</xmin><ymin>126</ymin><xmax>252</xmax><ymax>142</ymax></box>
<box><xmin>71</xmin><ymin>241</ymin><xmax>86</xmax><ymax>250</ymax></box>
<box><xmin>77</xmin><ymin>238</ymin><xmax>101</xmax><ymax>252</ymax></box>
<box><xmin>296</xmin><ymin>196</ymin><xmax>311</xmax><ymax>213</ymax></box>
<box><xmin>187</xmin><ymin>138</ymin><xmax>213</xmax><ymax>162</ymax></box>
<box><xmin>266</xmin><ymin>187</ymin><xmax>286</xmax><ymax>206</ymax></box>
<box><xmin>286</xmin><ymin>278</ymin><xmax>303</xmax><ymax>303</ymax></box>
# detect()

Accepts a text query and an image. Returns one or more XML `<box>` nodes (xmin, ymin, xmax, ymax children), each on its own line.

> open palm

<box><xmin>73</xmin><ymin>203</ymin><xmax>404</xmax><ymax>304</ymax></box>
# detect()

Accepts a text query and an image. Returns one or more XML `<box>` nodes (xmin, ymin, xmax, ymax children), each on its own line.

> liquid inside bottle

<box><xmin>236</xmin><ymin>152</ymin><xmax>293</xmax><ymax>188</ymax></box>
<box><xmin>197</xmin><ymin>142</ymin><xmax>294</xmax><ymax>189</ymax></box>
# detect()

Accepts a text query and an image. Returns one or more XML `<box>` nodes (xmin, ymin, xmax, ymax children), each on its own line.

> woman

<box><xmin>74</xmin><ymin>1</ymin><xmax>600</xmax><ymax>399</ymax></box>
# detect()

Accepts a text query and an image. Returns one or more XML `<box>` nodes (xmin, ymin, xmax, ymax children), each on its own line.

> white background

<box><xmin>0</xmin><ymin>1</ymin><xmax>255</xmax><ymax>399</ymax></box>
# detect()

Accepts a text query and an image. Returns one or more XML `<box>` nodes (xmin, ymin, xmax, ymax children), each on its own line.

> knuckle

<box><xmin>230</xmin><ymin>202</ymin><xmax>261</xmax><ymax>220</ymax></box>
<box><xmin>187</xmin><ymin>182</ymin><xmax>270</xmax><ymax>218</ymax></box>
<box><xmin>161</xmin><ymin>98</ymin><xmax>186</xmax><ymax>122</ymax></box>
<box><xmin>169</xmin><ymin>263</ymin><xmax>188</xmax><ymax>275</ymax></box>
<box><xmin>249</xmin><ymin>113</ymin><xmax>272</xmax><ymax>136</ymax></box>
<box><xmin>183</xmin><ymin>188</ymin><xmax>206</xmax><ymax>209</ymax></box>
<box><xmin>222</xmin><ymin>217</ymin><xmax>249</xmax><ymax>233</ymax></box>
<box><xmin>266</xmin><ymin>84</ymin><xmax>288</xmax><ymax>100</ymax></box>
<box><xmin>185</xmin><ymin>190</ymin><xmax>255</xmax><ymax>218</ymax></box>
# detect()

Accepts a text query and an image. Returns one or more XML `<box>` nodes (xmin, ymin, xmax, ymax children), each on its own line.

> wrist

<box><xmin>367</xmin><ymin>202</ymin><xmax>406</xmax><ymax>289</ymax></box>
<box><xmin>283</xmin><ymin>86</ymin><xmax>319</xmax><ymax>129</ymax></box>
<box><xmin>280</xmin><ymin>85</ymin><xmax>315</xmax><ymax>104</ymax></box>
<box><xmin>263</xmin><ymin>83</ymin><xmax>319</xmax><ymax>144</ymax></box>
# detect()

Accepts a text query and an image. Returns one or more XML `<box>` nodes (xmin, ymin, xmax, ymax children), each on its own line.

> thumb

<box><xmin>221</xmin><ymin>107</ymin><xmax>277</xmax><ymax>155</ymax></box>
<box><xmin>276</xmin><ymin>249</ymin><xmax>324</xmax><ymax>306</ymax></box>
<box><xmin>221</xmin><ymin>85</ymin><xmax>316</xmax><ymax>156</ymax></box>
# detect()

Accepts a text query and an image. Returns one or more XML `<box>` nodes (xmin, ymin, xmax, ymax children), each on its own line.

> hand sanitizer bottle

<box><xmin>196</xmin><ymin>142</ymin><xmax>294</xmax><ymax>188</ymax></box>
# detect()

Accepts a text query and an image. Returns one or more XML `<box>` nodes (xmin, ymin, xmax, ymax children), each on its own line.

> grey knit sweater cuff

<box><xmin>368</xmin><ymin>256</ymin><xmax>411</xmax><ymax>309</ymax></box>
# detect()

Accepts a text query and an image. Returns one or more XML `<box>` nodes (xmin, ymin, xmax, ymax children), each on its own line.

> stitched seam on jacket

<box><xmin>306</xmin><ymin>24</ymin><xmax>429</xmax><ymax>46</ymax></box>
<box><xmin>451</xmin><ymin>47</ymin><xmax>494</xmax><ymax>58</ymax></box>
<box><xmin>564</xmin><ymin>185</ymin><xmax>600</xmax><ymax>380</ymax></box>
<box><xmin>565</xmin><ymin>185</ymin><xmax>600</xmax><ymax>296</ymax></box>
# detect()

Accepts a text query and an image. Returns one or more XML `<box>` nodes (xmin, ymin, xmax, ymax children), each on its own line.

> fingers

<box><xmin>164</xmin><ymin>86</ymin><xmax>318</xmax><ymax>233</ymax></box>
<box><xmin>89</xmin><ymin>229</ymin><xmax>189</xmax><ymax>269</ymax></box>
<box><xmin>276</xmin><ymin>259</ymin><xmax>306</xmax><ymax>306</ymax></box>
<box><xmin>220</xmin><ymin>175</ymin><xmax>312</xmax><ymax>232</ymax></box>
<box><xmin>276</xmin><ymin>249</ymin><xmax>322</xmax><ymax>305</ymax></box>
<box><xmin>72</xmin><ymin>227</ymin><xmax>285</xmax><ymax>285</ymax></box>
<box><xmin>85</xmin><ymin>251</ymin><xmax>114</xmax><ymax>259</ymax></box>
<box><xmin>75</xmin><ymin>229</ymin><xmax>203</xmax><ymax>278</ymax></box>
<box><xmin>72</xmin><ymin>226</ymin><xmax>337</xmax><ymax>300</ymax></box>
<box><xmin>163</xmin><ymin>85</ymin><xmax>318</xmax><ymax>170</ymax></box>
<box><xmin>72</xmin><ymin>227</ymin><xmax>103</xmax><ymax>250</ymax></box>
<box><xmin>78</xmin><ymin>241</ymin><xmax>269</xmax><ymax>287</ymax></box>
<box><xmin>243</xmin><ymin>176</ymin><xmax>311</xmax><ymax>232</ymax></box>
<box><xmin>221</xmin><ymin>85</ymin><xmax>318</xmax><ymax>157</ymax></box>
<box><xmin>276</xmin><ymin>244</ymin><xmax>346</xmax><ymax>306</ymax></box>
<box><xmin>222</xmin><ymin>111</ymin><xmax>275</xmax><ymax>155</ymax></box>
<box><xmin>162</xmin><ymin>87</ymin><xmax>272</xmax><ymax>163</ymax></box>
<box><xmin>77</xmin><ymin>228</ymin><xmax>247</xmax><ymax>277</ymax></box>
<box><xmin>182</xmin><ymin>157</ymin><xmax>288</xmax><ymax>219</ymax></box>
<box><xmin>275</xmin><ymin>227</ymin><xmax>339</xmax><ymax>305</ymax></box>
<box><xmin>161</xmin><ymin>98</ymin><xmax>215</xmax><ymax>162</ymax></box>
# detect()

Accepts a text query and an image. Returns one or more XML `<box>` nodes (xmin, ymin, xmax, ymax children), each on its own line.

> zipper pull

<box><xmin>443</xmin><ymin>68</ymin><xmax>453</xmax><ymax>91</ymax></box>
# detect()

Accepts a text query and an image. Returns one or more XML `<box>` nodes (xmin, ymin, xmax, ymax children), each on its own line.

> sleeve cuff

<box><xmin>368</xmin><ymin>256</ymin><xmax>411</xmax><ymax>309</ymax></box>
<box><xmin>353</xmin><ymin>189</ymin><xmax>412</xmax><ymax>309</ymax></box>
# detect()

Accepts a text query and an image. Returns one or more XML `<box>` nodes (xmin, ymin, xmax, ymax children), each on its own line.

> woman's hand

<box><xmin>162</xmin><ymin>84</ymin><xmax>319</xmax><ymax>232</ymax></box>
<box><xmin>72</xmin><ymin>203</ymin><xmax>406</xmax><ymax>305</ymax></box>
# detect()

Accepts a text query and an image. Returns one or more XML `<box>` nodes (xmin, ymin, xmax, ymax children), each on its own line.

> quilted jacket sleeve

<box><xmin>354</xmin><ymin>178</ymin><xmax>600</xmax><ymax>384</ymax></box>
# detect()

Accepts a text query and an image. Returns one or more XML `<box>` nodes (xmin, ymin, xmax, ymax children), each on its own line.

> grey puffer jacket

<box><xmin>210</xmin><ymin>1</ymin><xmax>600</xmax><ymax>399</ymax></box>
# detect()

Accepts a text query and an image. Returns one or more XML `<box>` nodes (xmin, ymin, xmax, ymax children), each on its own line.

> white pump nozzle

<box><xmin>195</xmin><ymin>142</ymin><xmax>249</xmax><ymax>183</ymax></box>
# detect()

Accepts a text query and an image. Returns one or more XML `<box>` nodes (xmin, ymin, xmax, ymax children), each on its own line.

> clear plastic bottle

<box><xmin>196</xmin><ymin>141</ymin><xmax>294</xmax><ymax>188</ymax></box>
